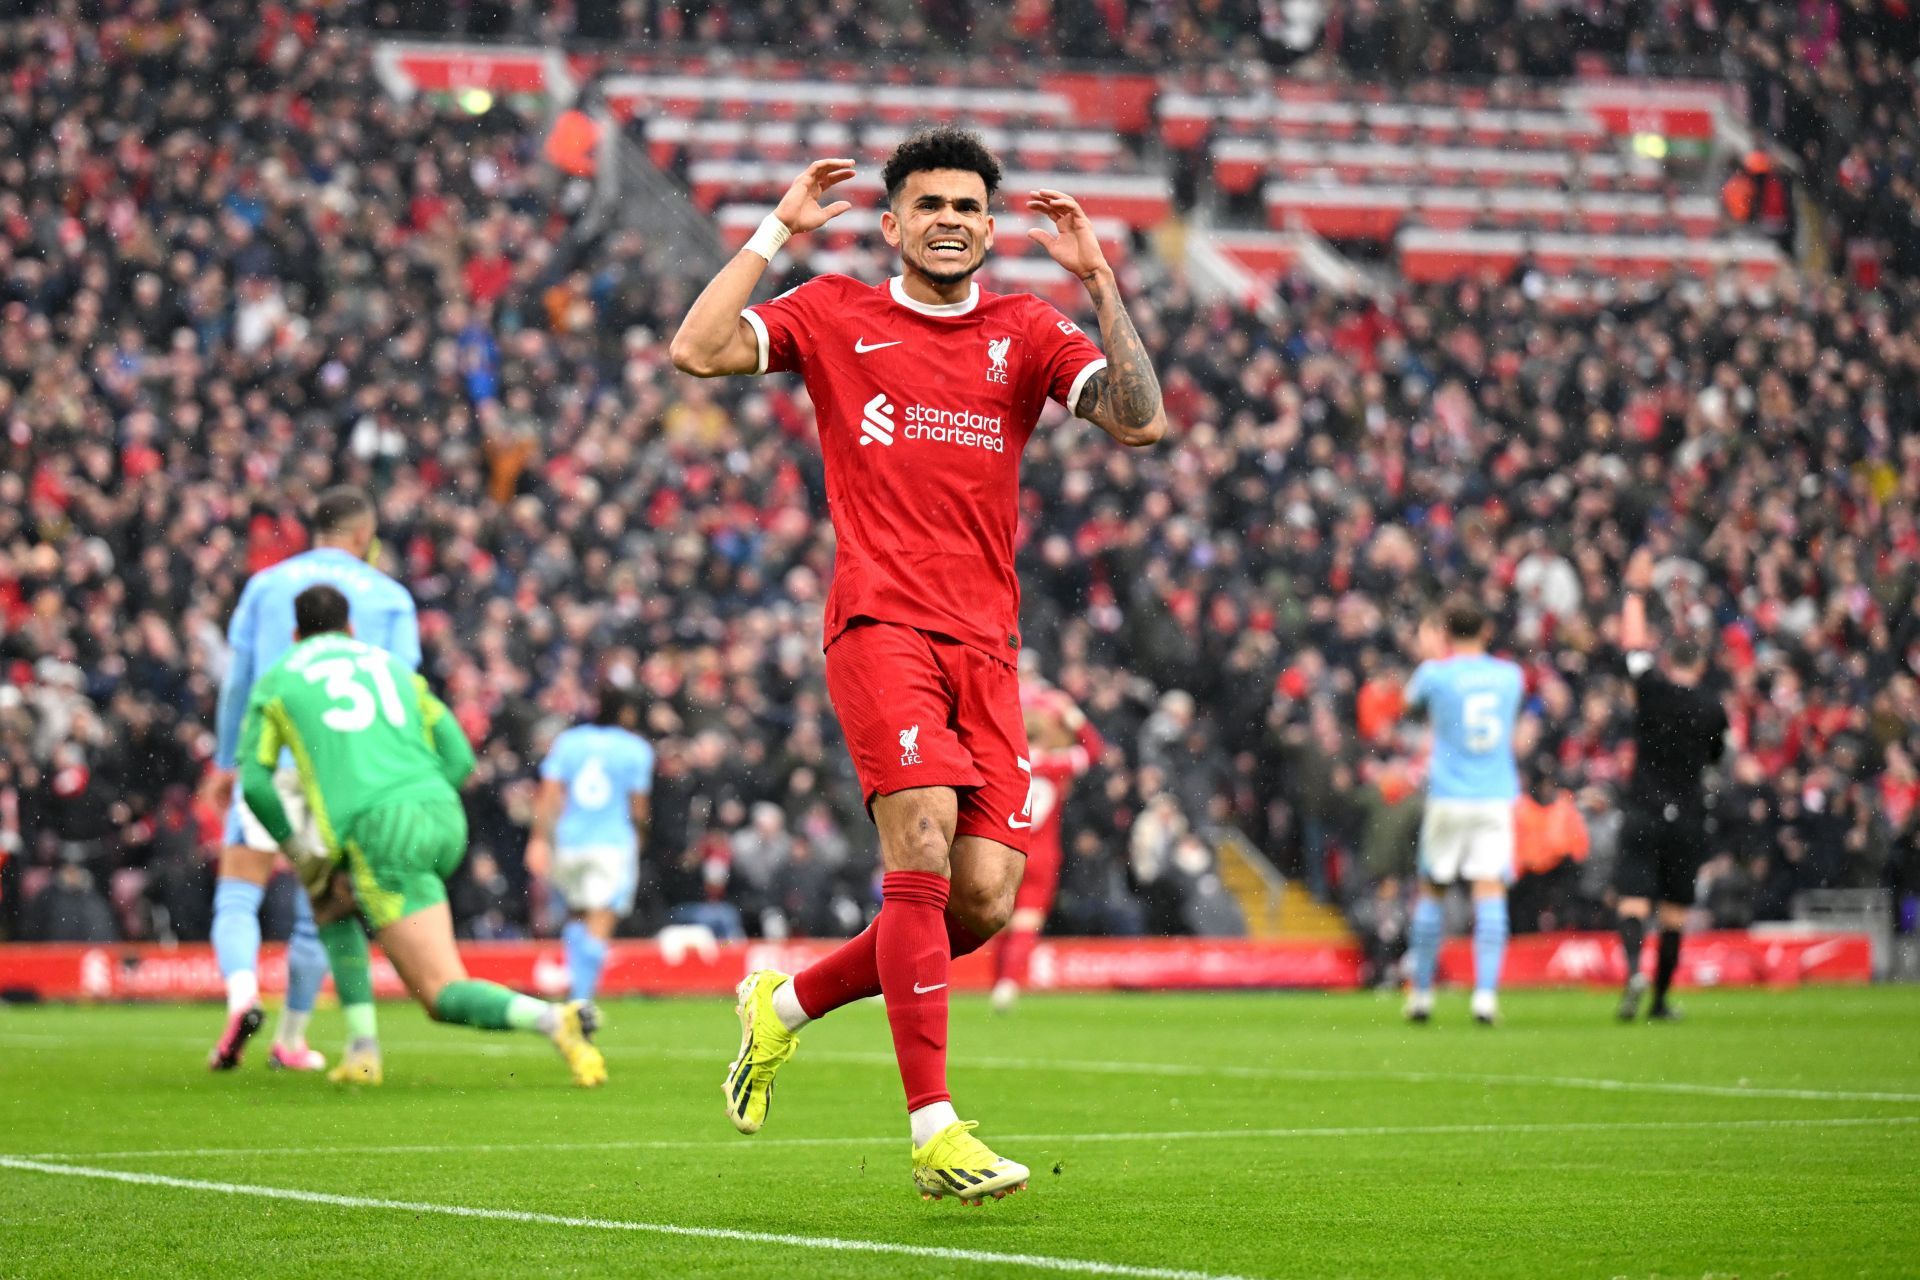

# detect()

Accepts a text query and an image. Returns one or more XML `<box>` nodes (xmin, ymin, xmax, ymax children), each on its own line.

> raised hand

<box><xmin>1624</xmin><ymin>547</ymin><xmax>1656</xmax><ymax>593</ymax></box>
<box><xmin>1026</xmin><ymin>188</ymin><xmax>1109</xmax><ymax>280</ymax></box>
<box><xmin>774</xmin><ymin>158</ymin><xmax>859</xmax><ymax>234</ymax></box>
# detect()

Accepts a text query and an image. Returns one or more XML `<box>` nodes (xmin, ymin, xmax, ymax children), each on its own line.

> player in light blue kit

<box><xmin>527</xmin><ymin>687</ymin><xmax>655</xmax><ymax>1002</ymax></box>
<box><xmin>1401</xmin><ymin>598</ymin><xmax>1526</xmax><ymax>1026</ymax></box>
<box><xmin>200</xmin><ymin>487</ymin><xmax>420</xmax><ymax>1072</ymax></box>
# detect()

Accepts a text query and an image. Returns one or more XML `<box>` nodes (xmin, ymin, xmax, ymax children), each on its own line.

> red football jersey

<box><xmin>1025</xmin><ymin>723</ymin><xmax>1103</xmax><ymax>862</ymax></box>
<box><xmin>743</xmin><ymin>274</ymin><xmax>1107</xmax><ymax>661</ymax></box>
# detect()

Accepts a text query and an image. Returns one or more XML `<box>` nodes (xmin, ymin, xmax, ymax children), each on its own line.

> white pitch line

<box><xmin>6</xmin><ymin>1031</ymin><xmax>1920</xmax><ymax>1104</ymax></box>
<box><xmin>948</xmin><ymin>1056</ymin><xmax>1920</xmax><ymax>1106</ymax></box>
<box><xmin>20</xmin><ymin>1114</ymin><xmax>1918</xmax><ymax>1163</ymax></box>
<box><xmin>0</xmin><ymin>1156</ymin><xmax>1250</xmax><ymax>1280</ymax></box>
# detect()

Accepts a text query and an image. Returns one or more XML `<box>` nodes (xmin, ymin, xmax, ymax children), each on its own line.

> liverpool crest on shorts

<box><xmin>899</xmin><ymin>725</ymin><xmax>921</xmax><ymax>766</ymax></box>
<box><xmin>985</xmin><ymin>336</ymin><xmax>1010</xmax><ymax>384</ymax></box>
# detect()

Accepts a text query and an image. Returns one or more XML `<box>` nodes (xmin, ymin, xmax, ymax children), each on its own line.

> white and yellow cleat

<box><xmin>327</xmin><ymin>1043</ymin><xmax>383</xmax><ymax>1086</ymax></box>
<box><xmin>911</xmin><ymin>1121</ymin><xmax>1030</xmax><ymax>1205</ymax></box>
<box><xmin>724</xmin><ymin>970</ymin><xmax>799</xmax><ymax>1134</ymax></box>
<box><xmin>551</xmin><ymin>1000</ymin><xmax>607</xmax><ymax>1088</ymax></box>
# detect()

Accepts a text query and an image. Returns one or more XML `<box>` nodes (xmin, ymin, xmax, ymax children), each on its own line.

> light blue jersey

<box><xmin>1406</xmin><ymin>654</ymin><xmax>1524</xmax><ymax>801</ymax></box>
<box><xmin>215</xmin><ymin>548</ymin><xmax>420</xmax><ymax>771</ymax></box>
<box><xmin>541</xmin><ymin>725</ymin><xmax>656</xmax><ymax>850</ymax></box>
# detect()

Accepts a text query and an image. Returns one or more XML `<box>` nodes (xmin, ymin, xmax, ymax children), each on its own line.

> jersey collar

<box><xmin>888</xmin><ymin>275</ymin><xmax>979</xmax><ymax>317</ymax></box>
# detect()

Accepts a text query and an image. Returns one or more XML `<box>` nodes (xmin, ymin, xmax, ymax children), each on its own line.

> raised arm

<box><xmin>669</xmin><ymin>158</ymin><xmax>856</xmax><ymax>377</ymax></box>
<box><xmin>1027</xmin><ymin>189</ymin><xmax>1167</xmax><ymax>448</ymax></box>
<box><xmin>1620</xmin><ymin>548</ymin><xmax>1655</xmax><ymax>654</ymax></box>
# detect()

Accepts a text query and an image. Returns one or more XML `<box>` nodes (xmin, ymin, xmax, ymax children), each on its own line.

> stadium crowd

<box><xmin>384</xmin><ymin>0</ymin><xmax>1920</xmax><ymax>286</ymax></box>
<box><xmin>0</xmin><ymin>3</ymin><xmax>1916</xmax><ymax>960</ymax></box>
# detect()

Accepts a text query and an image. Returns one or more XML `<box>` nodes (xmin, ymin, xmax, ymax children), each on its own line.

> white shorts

<box><xmin>1419</xmin><ymin>798</ymin><xmax>1515</xmax><ymax>886</ymax></box>
<box><xmin>225</xmin><ymin>768</ymin><xmax>314</xmax><ymax>854</ymax></box>
<box><xmin>553</xmin><ymin>841</ymin><xmax>639</xmax><ymax>914</ymax></box>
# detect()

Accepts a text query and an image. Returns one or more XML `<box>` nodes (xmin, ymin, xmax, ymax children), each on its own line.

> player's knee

<box><xmin>881</xmin><ymin>814</ymin><xmax>953</xmax><ymax>872</ymax></box>
<box><xmin>873</xmin><ymin>789</ymin><xmax>958</xmax><ymax>872</ymax></box>
<box><xmin>950</xmin><ymin>878</ymin><xmax>1014</xmax><ymax>939</ymax></box>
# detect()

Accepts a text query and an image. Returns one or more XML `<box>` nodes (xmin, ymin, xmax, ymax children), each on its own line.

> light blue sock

<box><xmin>562</xmin><ymin>920</ymin><xmax>608</xmax><ymax>1002</ymax></box>
<box><xmin>1472</xmin><ymin>895</ymin><xmax>1510</xmax><ymax>997</ymax></box>
<box><xmin>284</xmin><ymin>889</ymin><xmax>326</xmax><ymax>1015</ymax></box>
<box><xmin>211</xmin><ymin>878</ymin><xmax>265</xmax><ymax>980</ymax></box>
<box><xmin>1410</xmin><ymin>896</ymin><xmax>1444</xmax><ymax>995</ymax></box>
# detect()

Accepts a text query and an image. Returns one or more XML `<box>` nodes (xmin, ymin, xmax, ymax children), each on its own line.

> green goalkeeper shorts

<box><xmin>342</xmin><ymin>798</ymin><xmax>469</xmax><ymax>932</ymax></box>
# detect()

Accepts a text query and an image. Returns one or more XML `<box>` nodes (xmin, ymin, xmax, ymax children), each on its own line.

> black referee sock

<box><xmin>1617</xmin><ymin>916</ymin><xmax>1646</xmax><ymax>984</ymax></box>
<box><xmin>1652</xmin><ymin>930</ymin><xmax>1682</xmax><ymax>1009</ymax></box>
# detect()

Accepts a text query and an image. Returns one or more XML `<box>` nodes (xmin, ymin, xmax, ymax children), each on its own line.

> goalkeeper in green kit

<box><xmin>237</xmin><ymin>584</ymin><xmax>606</xmax><ymax>1087</ymax></box>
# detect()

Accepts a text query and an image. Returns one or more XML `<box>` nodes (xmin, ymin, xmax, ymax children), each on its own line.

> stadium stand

<box><xmin>1161</xmin><ymin>74</ymin><xmax>1787</xmax><ymax>286</ymax></box>
<box><xmin>0</xmin><ymin>2</ymin><xmax>1915</xmax><ymax>970</ymax></box>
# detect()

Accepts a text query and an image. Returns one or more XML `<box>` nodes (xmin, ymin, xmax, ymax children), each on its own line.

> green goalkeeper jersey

<box><xmin>236</xmin><ymin>631</ymin><xmax>475</xmax><ymax>858</ymax></box>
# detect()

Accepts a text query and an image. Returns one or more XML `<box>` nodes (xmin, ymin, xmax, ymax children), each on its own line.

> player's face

<box><xmin>882</xmin><ymin>169</ymin><xmax>995</xmax><ymax>287</ymax></box>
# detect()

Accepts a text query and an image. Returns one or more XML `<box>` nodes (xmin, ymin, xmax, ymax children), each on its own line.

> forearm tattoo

<box><xmin>1080</xmin><ymin>272</ymin><xmax>1163</xmax><ymax>436</ymax></box>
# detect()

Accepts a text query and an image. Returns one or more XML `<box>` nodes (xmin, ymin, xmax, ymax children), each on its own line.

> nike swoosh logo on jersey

<box><xmin>854</xmin><ymin>338</ymin><xmax>903</xmax><ymax>353</ymax></box>
<box><xmin>913</xmin><ymin>981</ymin><xmax>947</xmax><ymax>994</ymax></box>
<box><xmin>1007</xmin><ymin>816</ymin><xmax>1032</xmax><ymax>830</ymax></box>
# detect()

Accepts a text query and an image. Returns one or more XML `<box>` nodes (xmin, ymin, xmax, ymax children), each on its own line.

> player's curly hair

<box><xmin>881</xmin><ymin>127</ymin><xmax>1002</xmax><ymax>204</ymax></box>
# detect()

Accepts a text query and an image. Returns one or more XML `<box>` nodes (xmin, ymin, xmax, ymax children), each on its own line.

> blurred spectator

<box><xmin>453</xmin><ymin>850</ymin><xmax>526</xmax><ymax>941</ymax></box>
<box><xmin>1508</xmin><ymin>766</ymin><xmax>1590</xmax><ymax>934</ymax></box>
<box><xmin>22</xmin><ymin>863</ymin><xmax>117</xmax><ymax>943</ymax></box>
<box><xmin>729</xmin><ymin>801</ymin><xmax>794</xmax><ymax>935</ymax></box>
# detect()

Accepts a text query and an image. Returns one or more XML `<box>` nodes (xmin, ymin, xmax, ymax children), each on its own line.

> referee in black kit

<box><xmin>1613</xmin><ymin>548</ymin><xmax>1731</xmax><ymax>1022</ymax></box>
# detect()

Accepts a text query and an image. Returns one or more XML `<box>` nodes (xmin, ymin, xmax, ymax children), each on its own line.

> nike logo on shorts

<box><xmin>913</xmin><ymin>981</ymin><xmax>947</xmax><ymax>994</ymax></box>
<box><xmin>1007</xmin><ymin>816</ymin><xmax>1032</xmax><ymax>829</ymax></box>
<box><xmin>855</xmin><ymin>338</ymin><xmax>903</xmax><ymax>353</ymax></box>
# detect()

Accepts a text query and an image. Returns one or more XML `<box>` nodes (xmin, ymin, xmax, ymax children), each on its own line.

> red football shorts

<box><xmin>824</xmin><ymin>620</ymin><xmax>1035</xmax><ymax>854</ymax></box>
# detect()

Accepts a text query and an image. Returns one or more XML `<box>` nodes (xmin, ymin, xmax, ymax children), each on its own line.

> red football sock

<box><xmin>996</xmin><ymin>927</ymin><xmax>1040</xmax><ymax>987</ymax></box>
<box><xmin>877</xmin><ymin>870</ymin><xmax>952</xmax><ymax>1112</ymax></box>
<box><xmin>791</xmin><ymin>922</ymin><xmax>879</xmax><ymax>1020</ymax></box>
<box><xmin>791</xmin><ymin>909</ymin><xmax>989</xmax><ymax>1020</ymax></box>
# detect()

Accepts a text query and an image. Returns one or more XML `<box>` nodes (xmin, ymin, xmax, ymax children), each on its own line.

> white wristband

<box><xmin>744</xmin><ymin>213</ymin><xmax>793</xmax><ymax>262</ymax></box>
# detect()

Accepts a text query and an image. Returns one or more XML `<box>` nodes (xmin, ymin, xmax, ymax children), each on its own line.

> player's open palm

<box><xmin>774</xmin><ymin>158</ymin><xmax>858</xmax><ymax>234</ymax></box>
<box><xmin>1027</xmin><ymin>189</ymin><xmax>1108</xmax><ymax>279</ymax></box>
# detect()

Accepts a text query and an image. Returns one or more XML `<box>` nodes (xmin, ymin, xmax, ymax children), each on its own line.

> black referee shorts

<box><xmin>1614</xmin><ymin>803</ymin><xmax>1708</xmax><ymax>906</ymax></box>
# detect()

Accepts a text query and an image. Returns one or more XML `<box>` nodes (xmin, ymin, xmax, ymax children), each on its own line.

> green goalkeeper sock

<box><xmin>343</xmin><ymin>1003</ymin><xmax>378</xmax><ymax>1045</ymax></box>
<box><xmin>434</xmin><ymin>980</ymin><xmax>551</xmax><ymax>1033</ymax></box>
<box><xmin>319</xmin><ymin>919</ymin><xmax>378</xmax><ymax>1043</ymax></box>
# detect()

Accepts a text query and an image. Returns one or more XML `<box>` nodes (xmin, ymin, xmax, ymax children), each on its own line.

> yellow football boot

<box><xmin>551</xmin><ymin>1000</ymin><xmax>607</xmax><ymax>1088</ymax></box>
<box><xmin>911</xmin><ymin>1121</ymin><xmax>1030</xmax><ymax>1205</ymax></box>
<box><xmin>327</xmin><ymin>1044</ymin><xmax>383</xmax><ymax>1085</ymax></box>
<box><xmin>724</xmin><ymin>970</ymin><xmax>799</xmax><ymax>1134</ymax></box>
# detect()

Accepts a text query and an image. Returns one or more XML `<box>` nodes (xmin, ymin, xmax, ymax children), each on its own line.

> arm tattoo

<box><xmin>1078</xmin><ymin>271</ymin><xmax>1163</xmax><ymax>438</ymax></box>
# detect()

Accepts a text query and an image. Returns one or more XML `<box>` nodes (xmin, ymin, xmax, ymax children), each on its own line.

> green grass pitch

<box><xmin>3</xmin><ymin>987</ymin><xmax>1917</xmax><ymax>1278</ymax></box>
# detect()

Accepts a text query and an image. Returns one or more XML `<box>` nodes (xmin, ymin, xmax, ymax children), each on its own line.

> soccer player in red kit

<box><xmin>991</xmin><ymin>681</ymin><xmax>1106</xmax><ymax>1012</ymax></box>
<box><xmin>671</xmin><ymin>128</ymin><xmax>1166</xmax><ymax>1204</ymax></box>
